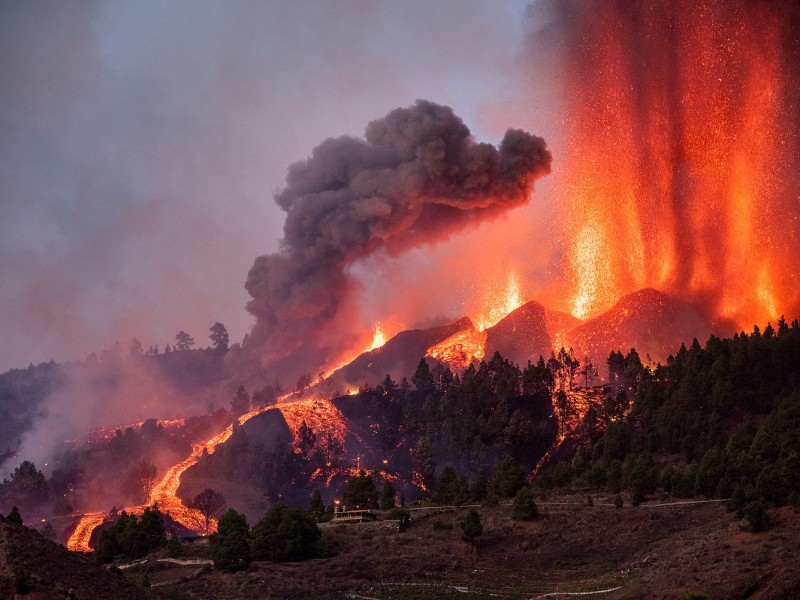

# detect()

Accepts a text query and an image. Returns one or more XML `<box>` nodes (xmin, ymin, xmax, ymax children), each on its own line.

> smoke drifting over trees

<box><xmin>244</xmin><ymin>100</ymin><xmax>551</xmax><ymax>380</ymax></box>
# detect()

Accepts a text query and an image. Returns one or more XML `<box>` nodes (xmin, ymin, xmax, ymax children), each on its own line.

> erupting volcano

<box><xmin>555</xmin><ymin>0</ymin><xmax>800</xmax><ymax>328</ymax></box>
<box><xmin>39</xmin><ymin>1</ymin><xmax>800</xmax><ymax>559</ymax></box>
<box><xmin>242</xmin><ymin>100</ymin><xmax>551</xmax><ymax>384</ymax></box>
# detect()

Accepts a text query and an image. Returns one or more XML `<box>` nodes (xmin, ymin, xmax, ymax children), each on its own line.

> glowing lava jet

<box><xmin>555</xmin><ymin>0</ymin><xmax>800</xmax><ymax>329</ymax></box>
<box><xmin>426</xmin><ymin>271</ymin><xmax>525</xmax><ymax>370</ymax></box>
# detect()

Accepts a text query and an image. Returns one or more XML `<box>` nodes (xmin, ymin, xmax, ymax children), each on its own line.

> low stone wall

<box><xmin>320</xmin><ymin>519</ymin><xmax>402</xmax><ymax>532</ymax></box>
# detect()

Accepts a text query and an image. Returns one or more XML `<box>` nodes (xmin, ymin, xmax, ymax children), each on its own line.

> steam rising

<box><xmin>245</xmin><ymin>100</ymin><xmax>550</xmax><ymax>379</ymax></box>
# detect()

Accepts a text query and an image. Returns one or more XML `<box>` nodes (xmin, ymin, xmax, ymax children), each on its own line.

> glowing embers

<box><xmin>65</xmin><ymin>418</ymin><xmax>189</xmax><ymax>450</ymax></box>
<box><xmin>426</xmin><ymin>326</ymin><xmax>486</xmax><ymax>372</ymax></box>
<box><xmin>570</xmin><ymin>222</ymin><xmax>613</xmax><ymax>320</ymax></box>
<box><xmin>472</xmin><ymin>271</ymin><xmax>524</xmax><ymax>332</ymax></box>
<box><xmin>370</xmin><ymin>322</ymin><xmax>386</xmax><ymax>350</ymax></box>
<box><xmin>557</xmin><ymin>0</ymin><xmax>798</xmax><ymax>329</ymax></box>
<box><xmin>278</xmin><ymin>398</ymin><xmax>347</xmax><ymax>457</ymax></box>
<box><xmin>530</xmin><ymin>386</ymin><xmax>606</xmax><ymax>481</ymax></box>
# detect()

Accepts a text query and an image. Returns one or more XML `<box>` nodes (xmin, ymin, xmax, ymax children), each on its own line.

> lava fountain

<box><xmin>554</xmin><ymin>0</ymin><xmax>800</xmax><ymax>327</ymax></box>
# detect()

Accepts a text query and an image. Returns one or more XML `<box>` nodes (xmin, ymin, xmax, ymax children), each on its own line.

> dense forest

<box><xmin>539</xmin><ymin>317</ymin><xmax>800</xmax><ymax>529</ymax></box>
<box><xmin>186</xmin><ymin>352</ymin><xmax>558</xmax><ymax>509</ymax></box>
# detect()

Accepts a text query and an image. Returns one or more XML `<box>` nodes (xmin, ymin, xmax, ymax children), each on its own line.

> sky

<box><xmin>0</xmin><ymin>0</ymin><xmax>567</xmax><ymax>373</ymax></box>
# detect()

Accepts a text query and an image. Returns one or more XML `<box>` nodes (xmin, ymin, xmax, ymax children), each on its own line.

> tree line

<box><xmin>538</xmin><ymin>317</ymin><xmax>800</xmax><ymax>530</ymax></box>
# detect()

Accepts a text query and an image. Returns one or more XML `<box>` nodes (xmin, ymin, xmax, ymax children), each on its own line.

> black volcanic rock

<box><xmin>325</xmin><ymin>317</ymin><xmax>474</xmax><ymax>390</ymax></box>
<box><xmin>241</xmin><ymin>407</ymin><xmax>293</xmax><ymax>450</ymax></box>
<box><xmin>485</xmin><ymin>301</ymin><xmax>553</xmax><ymax>366</ymax></box>
<box><xmin>564</xmin><ymin>288</ymin><xmax>715</xmax><ymax>366</ymax></box>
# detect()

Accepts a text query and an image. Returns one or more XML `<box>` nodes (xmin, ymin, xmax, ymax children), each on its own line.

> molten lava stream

<box><xmin>67</xmin><ymin>332</ymin><xmax>388</xmax><ymax>552</ymax></box>
<box><xmin>529</xmin><ymin>387</ymin><xmax>604</xmax><ymax>481</ymax></box>
<box><xmin>66</xmin><ymin>512</ymin><xmax>106</xmax><ymax>552</ymax></box>
<box><xmin>66</xmin><ymin>403</ymin><xmax>278</xmax><ymax>551</ymax></box>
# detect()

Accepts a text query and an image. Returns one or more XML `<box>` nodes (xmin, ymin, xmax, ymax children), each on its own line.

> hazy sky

<box><xmin>0</xmin><ymin>0</ymin><xmax>564</xmax><ymax>372</ymax></box>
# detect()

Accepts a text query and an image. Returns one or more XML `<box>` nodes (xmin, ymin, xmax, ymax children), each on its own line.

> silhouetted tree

<box><xmin>411</xmin><ymin>358</ymin><xmax>434</xmax><ymax>396</ymax></box>
<box><xmin>298</xmin><ymin>420</ymin><xmax>316</xmax><ymax>459</ymax></box>
<box><xmin>490</xmin><ymin>454</ymin><xmax>526</xmax><ymax>498</ymax></box>
<box><xmin>0</xmin><ymin>461</ymin><xmax>48</xmax><ymax>508</ymax></box>
<box><xmin>209</xmin><ymin>322</ymin><xmax>230</xmax><ymax>351</ymax></box>
<box><xmin>512</xmin><ymin>486</ymin><xmax>538</xmax><ymax>520</ymax></box>
<box><xmin>96</xmin><ymin>506</ymin><xmax>166</xmax><ymax>563</ymax></box>
<box><xmin>190</xmin><ymin>488</ymin><xmax>227</xmax><ymax>534</ymax></box>
<box><xmin>343</xmin><ymin>471</ymin><xmax>378</xmax><ymax>510</ymax></box>
<box><xmin>413</xmin><ymin>438</ymin><xmax>436</xmax><ymax>490</ymax></box>
<box><xmin>231</xmin><ymin>385</ymin><xmax>250</xmax><ymax>417</ymax></box>
<box><xmin>309</xmin><ymin>489</ymin><xmax>326</xmax><ymax>521</ymax></box>
<box><xmin>380</xmin><ymin>482</ymin><xmax>396</xmax><ymax>510</ymax></box>
<box><xmin>295</xmin><ymin>373</ymin><xmax>312</xmax><ymax>396</ymax></box>
<box><xmin>460</xmin><ymin>509</ymin><xmax>483</xmax><ymax>548</ymax></box>
<box><xmin>174</xmin><ymin>331</ymin><xmax>195</xmax><ymax>351</ymax></box>
<box><xmin>251</xmin><ymin>502</ymin><xmax>323</xmax><ymax>561</ymax></box>
<box><xmin>127</xmin><ymin>338</ymin><xmax>143</xmax><ymax>356</ymax></box>
<box><xmin>210</xmin><ymin>509</ymin><xmax>251</xmax><ymax>572</ymax></box>
<box><xmin>126</xmin><ymin>459</ymin><xmax>158</xmax><ymax>503</ymax></box>
<box><xmin>434</xmin><ymin>465</ymin><xmax>465</xmax><ymax>505</ymax></box>
<box><xmin>7</xmin><ymin>506</ymin><xmax>22</xmax><ymax>525</ymax></box>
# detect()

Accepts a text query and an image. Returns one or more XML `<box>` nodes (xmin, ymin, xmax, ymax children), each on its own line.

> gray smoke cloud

<box><xmin>244</xmin><ymin>100</ymin><xmax>551</xmax><ymax>380</ymax></box>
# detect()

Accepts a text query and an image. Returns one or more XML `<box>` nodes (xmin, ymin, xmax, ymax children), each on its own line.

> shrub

<box><xmin>512</xmin><ymin>486</ymin><xmax>538</xmax><ymax>521</ymax></box>
<box><xmin>460</xmin><ymin>509</ymin><xmax>483</xmax><ymax>548</ymax></box>
<box><xmin>14</xmin><ymin>570</ymin><xmax>30</xmax><ymax>595</ymax></box>
<box><xmin>166</xmin><ymin>538</ymin><xmax>183</xmax><ymax>558</ymax></box>
<box><xmin>250</xmin><ymin>502</ymin><xmax>324</xmax><ymax>562</ymax></box>
<box><xmin>209</xmin><ymin>509</ymin><xmax>251</xmax><ymax>572</ymax></box>
<box><xmin>743</xmin><ymin>500</ymin><xmax>769</xmax><ymax>532</ymax></box>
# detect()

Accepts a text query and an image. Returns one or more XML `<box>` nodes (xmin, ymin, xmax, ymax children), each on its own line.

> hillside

<box><xmin>323</xmin><ymin>317</ymin><xmax>474</xmax><ymax>391</ymax></box>
<box><xmin>0</xmin><ymin>346</ymin><xmax>233</xmax><ymax>469</ymax></box>
<box><xmin>0</xmin><ymin>515</ymin><xmax>155</xmax><ymax>599</ymax></box>
<box><xmin>564</xmin><ymin>288</ymin><xmax>717</xmax><ymax>368</ymax></box>
<box><xmin>109</xmin><ymin>498</ymin><xmax>800</xmax><ymax>599</ymax></box>
<box><xmin>538</xmin><ymin>317</ymin><xmax>800</xmax><ymax>525</ymax></box>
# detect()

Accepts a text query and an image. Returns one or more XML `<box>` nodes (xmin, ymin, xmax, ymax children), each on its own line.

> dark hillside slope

<box><xmin>0</xmin><ymin>517</ymin><xmax>153</xmax><ymax>599</ymax></box>
<box><xmin>484</xmin><ymin>301</ymin><xmax>552</xmax><ymax>367</ymax></box>
<box><xmin>324</xmin><ymin>317</ymin><xmax>474</xmax><ymax>390</ymax></box>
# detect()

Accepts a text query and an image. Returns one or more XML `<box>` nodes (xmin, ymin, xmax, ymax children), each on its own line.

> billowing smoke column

<box><xmin>245</xmin><ymin>100</ymin><xmax>551</xmax><ymax>381</ymax></box>
<box><xmin>551</xmin><ymin>0</ymin><xmax>800</xmax><ymax>328</ymax></box>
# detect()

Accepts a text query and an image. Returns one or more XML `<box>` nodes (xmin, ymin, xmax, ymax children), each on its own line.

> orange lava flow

<box><xmin>278</xmin><ymin>398</ymin><xmax>347</xmax><ymax>456</ymax></box>
<box><xmin>427</xmin><ymin>270</ymin><xmax>524</xmax><ymax>371</ymax></box>
<box><xmin>66</xmin><ymin>404</ymin><xmax>277</xmax><ymax>552</ymax></box>
<box><xmin>559</xmin><ymin>0</ymin><xmax>800</xmax><ymax>328</ymax></box>
<box><xmin>530</xmin><ymin>387</ymin><xmax>605</xmax><ymax>481</ymax></box>
<box><xmin>426</xmin><ymin>327</ymin><xmax>486</xmax><ymax>371</ymax></box>
<box><xmin>66</xmin><ymin>512</ymin><xmax>106</xmax><ymax>552</ymax></box>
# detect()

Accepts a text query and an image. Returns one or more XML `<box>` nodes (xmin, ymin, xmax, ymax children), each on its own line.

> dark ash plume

<box><xmin>244</xmin><ymin>100</ymin><xmax>551</xmax><ymax>378</ymax></box>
